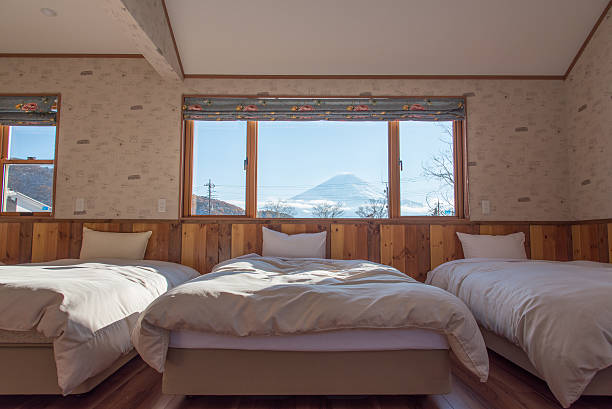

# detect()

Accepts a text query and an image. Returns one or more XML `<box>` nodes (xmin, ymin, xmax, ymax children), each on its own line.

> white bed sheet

<box><xmin>169</xmin><ymin>328</ymin><xmax>449</xmax><ymax>351</ymax></box>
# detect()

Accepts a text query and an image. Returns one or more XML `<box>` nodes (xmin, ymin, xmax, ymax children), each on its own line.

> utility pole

<box><xmin>205</xmin><ymin>178</ymin><xmax>215</xmax><ymax>214</ymax></box>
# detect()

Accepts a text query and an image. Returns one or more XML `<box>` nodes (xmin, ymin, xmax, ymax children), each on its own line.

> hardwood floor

<box><xmin>0</xmin><ymin>351</ymin><xmax>611</xmax><ymax>409</ymax></box>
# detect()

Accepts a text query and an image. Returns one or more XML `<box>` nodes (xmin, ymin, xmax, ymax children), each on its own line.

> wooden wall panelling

<box><xmin>181</xmin><ymin>223</ymin><xmax>220</xmax><ymax>274</ymax></box>
<box><xmin>231</xmin><ymin>224</ymin><xmax>262</xmax><ymax>258</ymax></box>
<box><xmin>381</xmin><ymin>225</ymin><xmax>402</xmax><ymax>272</ymax></box>
<box><xmin>55</xmin><ymin>222</ymin><xmax>81</xmax><ymax>259</ymax></box>
<box><xmin>204</xmin><ymin>224</ymin><xmax>220</xmax><ymax>272</ymax></box>
<box><xmin>380</xmin><ymin>225</ymin><xmax>430</xmax><ymax>281</ymax></box>
<box><xmin>83</xmin><ymin>222</ymin><xmax>124</xmax><ymax>232</ymax></box>
<box><xmin>18</xmin><ymin>222</ymin><xmax>33</xmax><ymax>263</ymax></box>
<box><xmin>609</xmin><ymin>223</ymin><xmax>612</xmax><ymax>263</ymax></box>
<box><xmin>429</xmin><ymin>224</ymin><xmax>478</xmax><ymax>270</ymax></box>
<box><xmin>0</xmin><ymin>222</ymin><xmax>22</xmax><ymax>264</ymax></box>
<box><xmin>31</xmin><ymin>222</ymin><xmax>82</xmax><ymax>262</ymax></box>
<box><xmin>331</xmin><ymin>224</ymin><xmax>371</xmax><ymax>261</ymax></box>
<box><xmin>31</xmin><ymin>223</ymin><xmax>59</xmax><ymax>262</ymax></box>
<box><xmin>218</xmin><ymin>224</ymin><xmax>232</xmax><ymax>264</ymax></box>
<box><xmin>479</xmin><ymin>224</ymin><xmax>531</xmax><ymax>258</ymax></box>
<box><xmin>571</xmin><ymin>223</ymin><xmax>609</xmax><ymax>262</ymax></box>
<box><xmin>529</xmin><ymin>225</ymin><xmax>572</xmax><ymax>261</ymax></box>
<box><xmin>133</xmin><ymin>223</ymin><xmax>181</xmax><ymax>263</ymax></box>
<box><xmin>598</xmin><ymin>224</ymin><xmax>609</xmax><ymax>263</ymax></box>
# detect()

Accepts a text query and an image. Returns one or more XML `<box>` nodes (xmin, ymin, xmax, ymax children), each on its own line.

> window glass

<box><xmin>8</xmin><ymin>126</ymin><xmax>56</xmax><ymax>160</ymax></box>
<box><xmin>2</xmin><ymin>164</ymin><xmax>53</xmax><ymax>212</ymax></box>
<box><xmin>192</xmin><ymin>121</ymin><xmax>247</xmax><ymax>215</ymax></box>
<box><xmin>257</xmin><ymin>121</ymin><xmax>388</xmax><ymax>218</ymax></box>
<box><xmin>399</xmin><ymin>121</ymin><xmax>455</xmax><ymax>216</ymax></box>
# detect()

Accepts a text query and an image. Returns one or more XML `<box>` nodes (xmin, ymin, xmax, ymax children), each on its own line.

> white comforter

<box><xmin>426</xmin><ymin>258</ymin><xmax>612</xmax><ymax>408</ymax></box>
<box><xmin>133</xmin><ymin>255</ymin><xmax>489</xmax><ymax>381</ymax></box>
<box><xmin>0</xmin><ymin>259</ymin><xmax>199</xmax><ymax>394</ymax></box>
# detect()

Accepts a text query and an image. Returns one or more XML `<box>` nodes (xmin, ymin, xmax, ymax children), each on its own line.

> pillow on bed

<box><xmin>80</xmin><ymin>227</ymin><xmax>152</xmax><ymax>260</ymax></box>
<box><xmin>456</xmin><ymin>232</ymin><xmax>527</xmax><ymax>259</ymax></box>
<box><xmin>262</xmin><ymin>227</ymin><xmax>326</xmax><ymax>258</ymax></box>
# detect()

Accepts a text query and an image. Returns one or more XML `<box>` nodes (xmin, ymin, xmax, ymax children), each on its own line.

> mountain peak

<box><xmin>290</xmin><ymin>173</ymin><xmax>385</xmax><ymax>202</ymax></box>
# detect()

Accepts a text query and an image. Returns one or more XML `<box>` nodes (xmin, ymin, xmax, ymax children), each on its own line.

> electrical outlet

<box><xmin>481</xmin><ymin>200</ymin><xmax>490</xmax><ymax>215</ymax></box>
<box><xmin>158</xmin><ymin>198</ymin><xmax>167</xmax><ymax>213</ymax></box>
<box><xmin>75</xmin><ymin>198</ymin><xmax>85</xmax><ymax>212</ymax></box>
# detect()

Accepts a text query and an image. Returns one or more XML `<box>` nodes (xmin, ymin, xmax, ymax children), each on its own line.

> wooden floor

<box><xmin>1</xmin><ymin>351</ymin><xmax>611</xmax><ymax>409</ymax></box>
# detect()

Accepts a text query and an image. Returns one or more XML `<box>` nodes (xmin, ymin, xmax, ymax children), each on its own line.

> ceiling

<box><xmin>0</xmin><ymin>0</ymin><xmax>609</xmax><ymax>76</ymax></box>
<box><xmin>0</xmin><ymin>0</ymin><xmax>139</xmax><ymax>54</ymax></box>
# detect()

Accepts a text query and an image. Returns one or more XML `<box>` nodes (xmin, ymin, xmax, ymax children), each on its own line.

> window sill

<box><xmin>0</xmin><ymin>212</ymin><xmax>54</xmax><ymax>218</ymax></box>
<box><xmin>181</xmin><ymin>216</ymin><xmax>469</xmax><ymax>225</ymax></box>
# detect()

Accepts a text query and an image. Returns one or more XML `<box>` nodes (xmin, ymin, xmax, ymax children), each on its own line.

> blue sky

<box><xmin>193</xmin><ymin>121</ymin><xmax>454</xmax><ymax>216</ymax></box>
<box><xmin>8</xmin><ymin>126</ymin><xmax>56</xmax><ymax>159</ymax></box>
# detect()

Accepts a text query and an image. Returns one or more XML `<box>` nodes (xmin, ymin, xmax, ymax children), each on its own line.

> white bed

<box><xmin>426</xmin><ymin>258</ymin><xmax>612</xmax><ymax>408</ymax></box>
<box><xmin>169</xmin><ymin>327</ymin><xmax>449</xmax><ymax>351</ymax></box>
<box><xmin>133</xmin><ymin>254</ymin><xmax>489</xmax><ymax>395</ymax></box>
<box><xmin>0</xmin><ymin>258</ymin><xmax>199</xmax><ymax>395</ymax></box>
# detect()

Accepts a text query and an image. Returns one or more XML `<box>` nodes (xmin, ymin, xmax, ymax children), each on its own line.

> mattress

<box><xmin>0</xmin><ymin>329</ymin><xmax>52</xmax><ymax>344</ymax></box>
<box><xmin>169</xmin><ymin>328</ymin><xmax>449</xmax><ymax>351</ymax></box>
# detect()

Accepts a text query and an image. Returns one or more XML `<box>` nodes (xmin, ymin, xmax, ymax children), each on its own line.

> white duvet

<box><xmin>426</xmin><ymin>258</ymin><xmax>612</xmax><ymax>408</ymax></box>
<box><xmin>133</xmin><ymin>255</ymin><xmax>489</xmax><ymax>381</ymax></box>
<box><xmin>0</xmin><ymin>259</ymin><xmax>199</xmax><ymax>394</ymax></box>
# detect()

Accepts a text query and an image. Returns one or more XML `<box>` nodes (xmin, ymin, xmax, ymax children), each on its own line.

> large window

<box><xmin>0</xmin><ymin>125</ymin><xmax>57</xmax><ymax>214</ymax></box>
<box><xmin>399</xmin><ymin>121</ymin><xmax>456</xmax><ymax>216</ymax></box>
<box><xmin>182</xmin><ymin>97</ymin><xmax>466</xmax><ymax>219</ymax></box>
<box><xmin>257</xmin><ymin>122</ymin><xmax>388</xmax><ymax>218</ymax></box>
<box><xmin>188</xmin><ymin>121</ymin><xmax>247</xmax><ymax>215</ymax></box>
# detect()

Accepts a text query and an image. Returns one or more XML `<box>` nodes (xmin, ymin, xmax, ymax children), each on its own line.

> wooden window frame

<box><xmin>181</xmin><ymin>98</ymin><xmax>467</xmax><ymax>221</ymax></box>
<box><xmin>388</xmin><ymin>119</ymin><xmax>467</xmax><ymax>220</ymax></box>
<box><xmin>0</xmin><ymin>122</ymin><xmax>59</xmax><ymax>218</ymax></box>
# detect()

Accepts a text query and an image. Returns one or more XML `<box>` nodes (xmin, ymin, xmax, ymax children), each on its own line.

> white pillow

<box><xmin>262</xmin><ymin>227</ymin><xmax>326</xmax><ymax>259</ymax></box>
<box><xmin>456</xmin><ymin>232</ymin><xmax>527</xmax><ymax>259</ymax></box>
<box><xmin>80</xmin><ymin>227</ymin><xmax>152</xmax><ymax>260</ymax></box>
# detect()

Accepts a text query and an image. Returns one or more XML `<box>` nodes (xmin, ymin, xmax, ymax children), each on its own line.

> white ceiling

<box><xmin>0</xmin><ymin>0</ymin><xmax>139</xmax><ymax>54</ymax></box>
<box><xmin>0</xmin><ymin>0</ymin><xmax>608</xmax><ymax>76</ymax></box>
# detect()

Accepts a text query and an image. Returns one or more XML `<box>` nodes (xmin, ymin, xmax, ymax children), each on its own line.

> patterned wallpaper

<box><xmin>564</xmin><ymin>9</ymin><xmax>612</xmax><ymax>220</ymax></box>
<box><xmin>0</xmin><ymin>58</ymin><xmax>570</xmax><ymax>220</ymax></box>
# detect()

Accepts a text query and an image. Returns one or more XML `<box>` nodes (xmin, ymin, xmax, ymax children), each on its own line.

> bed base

<box><xmin>480</xmin><ymin>328</ymin><xmax>612</xmax><ymax>396</ymax></box>
<box><xmin>0</xmin><ymin>343</ymin><xmax>137</xmax><ymax>395</ymax></box>
<box><xmin>163</xmin><ymin>348</ymin><xmax>450</xmax><ymax>395</ymax></box>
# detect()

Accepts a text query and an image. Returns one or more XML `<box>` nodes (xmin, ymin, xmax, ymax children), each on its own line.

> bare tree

<box><xmin>356</xmin><ymin>198</ymin><xmax>388</xmax><ymax>218</ymax></box>
<box><xmin>259</xmin><ymin>200</ymin><xmax>296</xmax><ymax>218</ymax></box>
<box><xmin>421</xmin><ymin>123</ymin><xmax>455</xmax><ymax>215</ymax></box>
<box><xmin>311</xmin><ymin>201</ymin><xmax>344</xmax><ymax>218</ymax></box>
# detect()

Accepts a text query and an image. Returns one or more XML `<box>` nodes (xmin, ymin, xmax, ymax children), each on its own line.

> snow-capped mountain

<box><xmin>255</xmin><ymin>173</ymin><xmax>428</xmax><ymax>218</ymax></box>
<box><xmin>290</xmin><ymin>173</ymin><xmax>384</xmax><ymax>203</ymax></box>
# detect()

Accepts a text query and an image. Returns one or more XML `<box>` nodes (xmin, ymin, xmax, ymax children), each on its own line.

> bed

<box><xmin>426</xmin><ymin>258</ymin><xmax>612</xmax><ymax>408</ymax></box>
<box><xmin>0</xmin><ymin>258</ymin><xmax>199</xmax><ymax>395</ymax></box>
<box><xmin>133</xmin><ymin>254</ymin><xmax>489</xmax><ymax>395</ymax></box>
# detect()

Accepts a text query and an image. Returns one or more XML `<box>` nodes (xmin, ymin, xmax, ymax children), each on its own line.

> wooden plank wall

<box><xmin>0</xmin><ymin>220</ymin><xmax>610</xmax><ymax>281</ymax></box>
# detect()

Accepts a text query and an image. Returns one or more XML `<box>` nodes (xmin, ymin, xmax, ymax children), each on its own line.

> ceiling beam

<box><xmin>102</xmin><ymin>0</ymin><xmax>184</xmax><ymax>81</ymax></box>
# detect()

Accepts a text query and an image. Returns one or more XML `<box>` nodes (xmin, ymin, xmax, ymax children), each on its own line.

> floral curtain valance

<box><xmin>183</xmin><ymin>96</ymin><xmax>465</xmax><ymax>122</ymax></box>
<box><xmin>0</xmin><ymin>96</ymin><xmax>58</xmax><ymax>126</ymax></box>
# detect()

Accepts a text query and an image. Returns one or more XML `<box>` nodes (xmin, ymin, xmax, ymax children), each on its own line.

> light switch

<box><xmin>75</xmin><ymin>198</ymin><xmax>85</xmax><ymax>212</ymax></box>
<box><xmin>481</xmin><ymin>200</ymin><xmax>490</xmax><ymax>215</ymax></box>
<box><xmin>158</xmin><ymin>198</ymin><xmax>167</xmax><ymax>213</ymax></box>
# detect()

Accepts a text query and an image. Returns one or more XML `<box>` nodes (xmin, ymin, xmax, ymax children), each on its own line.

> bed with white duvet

<box><xmin>426</xmin><ymin>257</ymin><xmax>612</xmax><ymax>408</ymax></box>
<box><xmin>0</xmin><ymin>258</ymin><xmax>199</xmax><ymax>395</ymax></box>
<box><xmin>133</xmin><ymin>253</ymin><xmax>489</xmax><ymax>395</ymax></box>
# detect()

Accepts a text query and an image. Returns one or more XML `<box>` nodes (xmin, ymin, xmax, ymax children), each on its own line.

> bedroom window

<box><xmin>0</xmin><ymin>125</ymin><xmax>57</xmax><ymax>214</ymax></box>
<box><xmin>257</xmin><ymin>121</ymin><xmax>388</xmax><ymax>218</ymax></box>
<box><xmin>0</xmin><ymin>95</ymin><xmax>59</xmax><ymax>216</ymax></box>
<box><xmin>397</xmin><ymin>121</ymin><xmax>463</xmax><ymax>216</ymax></box>
<box><xmin>182</xmin><ymin>96</ymin><xmax>466</xmax><ymax>219</ymax></box>
<box><xmin>185</xmin><ymin>121</ymin><xmax>248</xmax><ymax>216</ymax></box>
